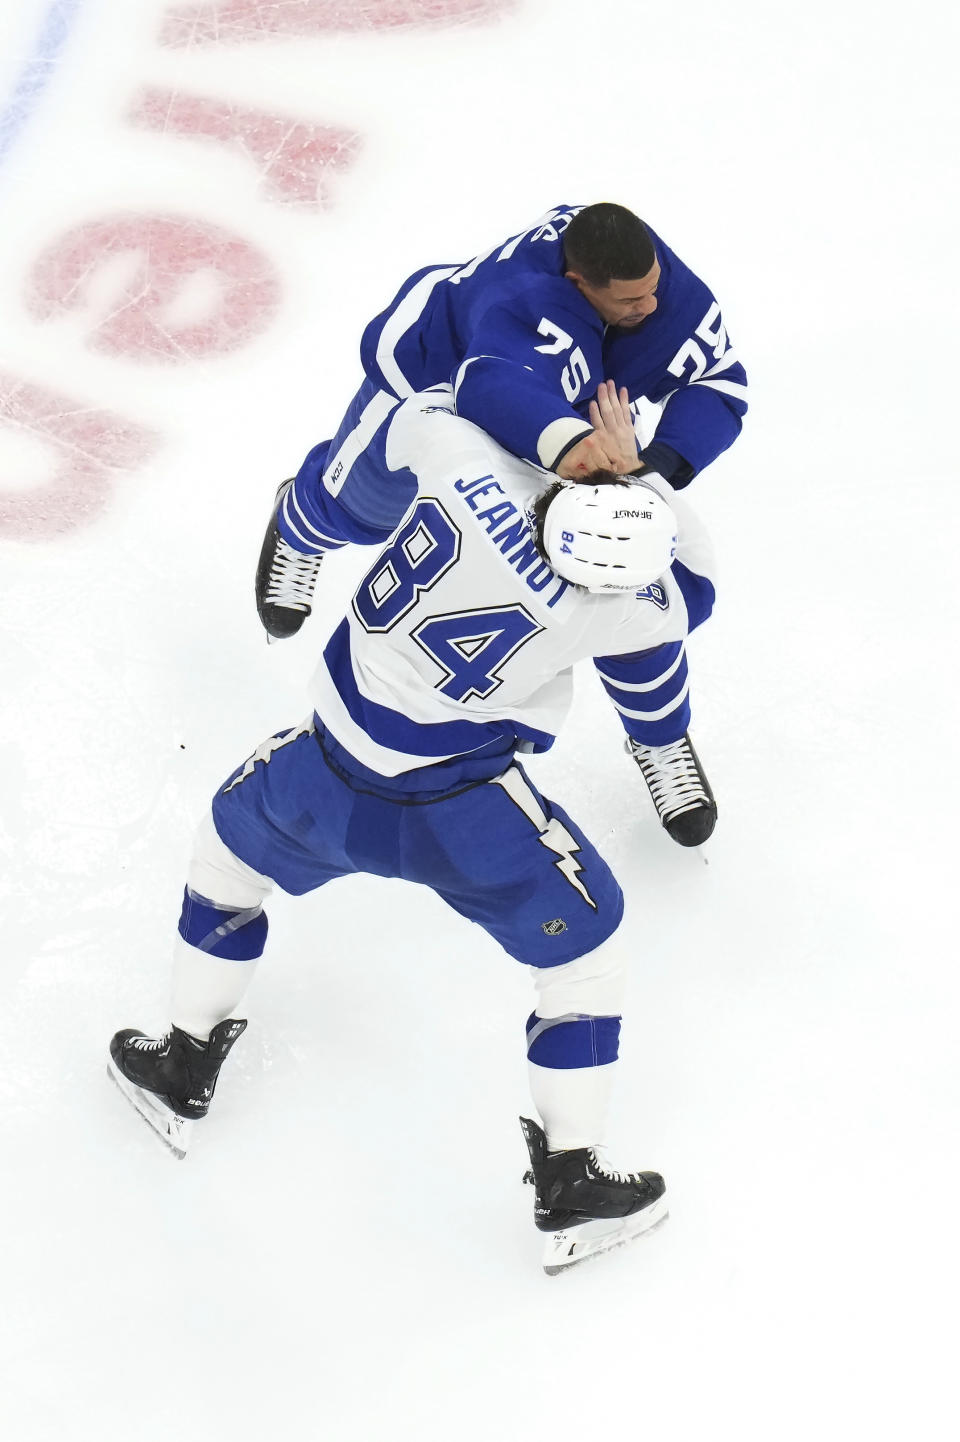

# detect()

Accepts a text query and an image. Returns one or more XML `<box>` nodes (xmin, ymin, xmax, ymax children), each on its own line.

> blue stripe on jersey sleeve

<box><xmin>594</xmin><ymin>642</ymin><xmax>691</xmax><ymax>746</ymax></box>
<box><xmin>595</xmin><ymin>640</ymin><xmax>685</xmax><ymax>692</ymax></box>
<box><xmin>672</xmin><ymin>561</ymin><xmax>716</xmax><ymax>632</ymax></box>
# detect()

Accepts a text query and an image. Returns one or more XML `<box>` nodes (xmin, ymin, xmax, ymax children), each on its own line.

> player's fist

<box><xmin>556</xmin><ymin>431</ymin><xmax>623</xmax><ymax>479</ymax></box>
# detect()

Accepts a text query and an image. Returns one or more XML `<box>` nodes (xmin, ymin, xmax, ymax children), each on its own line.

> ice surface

<box><xmin>1</xmin><ymin>2</ymin><xmax>958</xmax><ymax>1439</ymax></box>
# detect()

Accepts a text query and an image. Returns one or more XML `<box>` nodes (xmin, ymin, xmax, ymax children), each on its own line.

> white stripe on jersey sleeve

<box><xmin>374</xmin><ymin>265</ymin><xmax>458</xmax><ymax>397</ymax></box>
<box><xmin>691</xmin><ymin>378</ymin><xmax>749</xmax><ymax>401</ymax></box>
<box><xmin>594</xmin><ymin>643</ymin><xmax>686</xmax><ymax>692</ymax></box>
<box><xmin>604</xmin><ymin>677</ymin><xmax>691</xmax><ymax>722</ymax></box>
<box><xmin>281</xmin><ymin>487</ymin><xmax>345</xmax><ymax>551</ymax></box>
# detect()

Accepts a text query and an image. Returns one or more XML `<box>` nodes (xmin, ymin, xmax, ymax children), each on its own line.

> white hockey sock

<box><xmin>527</xmin><ymin>1059</ymin><xmax>617</xmax><ymax>1152</ymax></box>
<box><xmin>170</xmin><ymin>935</ymin><xmax>259</xmax><ymax>1041</ymax></box>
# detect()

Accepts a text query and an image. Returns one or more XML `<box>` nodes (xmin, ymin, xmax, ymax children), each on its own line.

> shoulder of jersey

<box><xmin>391</xmin><ymin>393</ymin><xmax>546</xmax><ymax>496</ymax></box>
<box><xmin>387</xmin><ymin>389</ymin><xmax>508</xmax><ymax>465</ymax></box>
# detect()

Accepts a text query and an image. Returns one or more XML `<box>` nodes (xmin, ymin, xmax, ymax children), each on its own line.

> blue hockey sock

<box><xmin>177</xmin><ymin>887</ymin><xmax>268</xmax><ymax>961</ymax></box>
<box><xmin>525</xmin><ymin>1011</ymin><xmax>621</xmax><ymax>1069</ymax></box>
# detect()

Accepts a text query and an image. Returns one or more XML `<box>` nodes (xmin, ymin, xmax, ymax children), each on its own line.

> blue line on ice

<box><xmin>0</xmin><ymin>0</ymin><xmax>86</xmax><ymax>170</ymax></box>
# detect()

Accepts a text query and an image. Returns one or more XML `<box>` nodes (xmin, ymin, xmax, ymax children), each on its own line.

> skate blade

<box><xmin>107</xmin><ymin>1058</ymin><xmax>194</xmax><ymax>1159</ymax></box>
<box><xmin>541</xmin><ymin>1197</ymin><xmax>669</xmax><ymax>1276</ymax></box>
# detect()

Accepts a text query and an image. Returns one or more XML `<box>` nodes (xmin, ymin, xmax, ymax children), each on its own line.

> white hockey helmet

<box><xmin>541</xmin><ymin>477</ymin><xmax>678</xmax><ymax>592</ymax></box>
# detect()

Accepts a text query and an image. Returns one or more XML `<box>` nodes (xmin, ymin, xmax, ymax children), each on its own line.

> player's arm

<box><xmin>594</xmin><ymin>640</ymin><xmax>692</xmax><ymax>748</ymax></box>
<box><xmin>594</xmin><ymin>626</ymin><xmax>718</xmax><ymax>847</ymax></box>
<box><xmin>453</xmin><ymin>299</ymin><xmax>617</xmax><ymax>473</ymax></box>
<box><xmin>592</xmin><ymin>472</ymin><xmax>716</xmax><ymax>744</ymax></box>
<box><xmin>614</xmin><ymin>293</ymin><xmax>748</xmax><ymax>489</ymax></box>
<box><xmin>646</xmin><ymin>348</ymin><xmax>747</xmax><ymax>488</ymax></box>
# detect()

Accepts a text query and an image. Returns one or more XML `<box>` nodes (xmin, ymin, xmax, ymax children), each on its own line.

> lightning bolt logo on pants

<box><xmin>539</xmin><ymin>817</ymin><xmax>596</xmax><ymax>908</ymax></box>
<box><xmin>492</xmin><ymin>767</ymin><xmax>598</xmax><ymax>910</ymax></box>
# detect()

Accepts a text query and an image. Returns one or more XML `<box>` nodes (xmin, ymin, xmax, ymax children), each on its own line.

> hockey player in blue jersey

<box><xmin>109</xmin><ymin>383</ymin><xmax>717</xmax><ymax>1273</ymax></box>
<box><xmin>256</xmin><ymin>202</ymin><xmax>742</xmax><ymax>839</ymax></box>
<box><xmin>316</xmin><ymin>201</ymin><xmax>747</xmax><ymax>504</ymax></box>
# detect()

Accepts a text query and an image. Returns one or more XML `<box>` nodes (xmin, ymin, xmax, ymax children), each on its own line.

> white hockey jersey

<box><xmin>309</xmin><ymin>390</ymin><xmax>715</xmax><ymax>791</ymax></box>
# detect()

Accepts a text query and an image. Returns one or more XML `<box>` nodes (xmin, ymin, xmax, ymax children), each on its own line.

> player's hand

<box><xmin>555</xmin><ymin>430</ymin><xmax>624</xmax><ymax>479</ymax></box>
<box><xmin>587</xmin><ymin>380</ymin><xmax>642</xmax><ymax>473</ymax></box>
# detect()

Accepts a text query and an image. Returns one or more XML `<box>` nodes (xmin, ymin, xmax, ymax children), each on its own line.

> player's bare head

<box><xmin>531</xmin><ymin>474</ymin><xmax>678</xmax><ymax>594</ymax></box>
<box><xmin>564</xmin><ymin>204</ymin><xmax>660</xmax><ymax>328</ymax></box>
<box><xmin>564</xmin><ymin>204</ymin><xmax>655</xmax><ymax>285</ymax></box>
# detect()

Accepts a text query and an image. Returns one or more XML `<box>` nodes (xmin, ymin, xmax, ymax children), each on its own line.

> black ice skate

<box><xmin>626</xmin><ymin>731</ymin><xmax>717</xmax><ymax>846</ymax></box>
<box><xmin>519</xmin><ymin>1117</ymin><xmax>668</xmax><ymax>1275</ymax></box>
<box><xmin>255</xmin><ymin>480</ymin><xmax>324</xmax><ymax>640</ymax></box>
<box><xmin>108</xmin><ymin>1019</ymin><xmax>247</xmax><ymax>1158</ymax></box>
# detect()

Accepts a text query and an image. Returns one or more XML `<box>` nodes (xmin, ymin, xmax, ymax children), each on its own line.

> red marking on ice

<box><xmin>8</xmin><ymin>0</ymin><xmax>517</xmax><ymax>543</ymax></box>
<box><xmin>28</xmin><ymin>214</ymin><xmax>281</xmax><ymax>361</ymax></box>
<box><xmin>0</xmin><ymin>372</ymin><xmax>158</xmax><ymax>540</ymax></box>
<box><xmin>129</xmin><ymin>89</ymin><xmax>361</xmax><ymax>207</ymax></box>
<box><xmin>160</xmin><ymin>0</ymin><xmax>515</xmax><ymax>45</ymax></box>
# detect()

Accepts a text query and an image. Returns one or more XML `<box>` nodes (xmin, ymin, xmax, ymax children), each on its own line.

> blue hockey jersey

<box><xmin>357</xmin><ymin>204</ymin><xmax>747</xmax><ymax>486</ymax></box>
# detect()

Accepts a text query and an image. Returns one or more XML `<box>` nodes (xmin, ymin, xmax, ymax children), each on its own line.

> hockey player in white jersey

<box><xmin>109</xmin><ymin>383</ymin><xmax>717</xmax><ymax>1272</ymax></box>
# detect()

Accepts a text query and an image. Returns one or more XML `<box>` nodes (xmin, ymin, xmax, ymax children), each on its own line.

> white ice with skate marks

<box><xmin>1</xmin><ymin>1</ymin><xmax>958</xmax><ymax>1440</ymax></box>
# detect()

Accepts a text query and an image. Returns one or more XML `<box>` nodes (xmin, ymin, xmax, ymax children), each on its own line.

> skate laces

<box><xmin>265</xmin><ymin>537</ymin><xmax>323</xmax><ymax>611</ymax></box>
<box><xmin>587</xmin><ymin>1146</ymin><xmax>643</xmax><ymax>1185</ymax></box>
<box><xmin>627</xmin><ymin>736</ymin><xmax>709</xmax><ymax>820</ymax></box>
<box><xmin>130</xmin><ymin>1033</ymin><xmax>170</xmax><ymax>1052</ymax></box>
